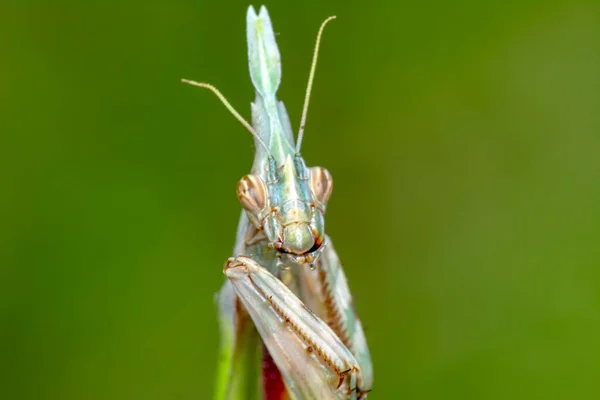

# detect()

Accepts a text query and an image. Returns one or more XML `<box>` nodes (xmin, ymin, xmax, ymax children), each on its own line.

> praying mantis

<box><xmin>182</xmin><ymin>6</ymin><xmax>373</xmax><ymax>399</ymax></box>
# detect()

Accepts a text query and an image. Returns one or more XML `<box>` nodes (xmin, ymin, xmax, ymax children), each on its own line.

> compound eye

<box><xmin>237</xmin><ymin>175</ymin><xmax>267</xmax><ymax>213</ymax></box>
<box><xmin>309</xmin><ymin>167</ymin><xmax>333</xmax><ymax>205</ymax></box>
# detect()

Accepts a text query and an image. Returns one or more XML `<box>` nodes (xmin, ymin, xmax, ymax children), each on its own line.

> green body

<box><xmin>211</xmin><ymin>6</ymin><xmax>373</xmax><ymax>400</ymax></box>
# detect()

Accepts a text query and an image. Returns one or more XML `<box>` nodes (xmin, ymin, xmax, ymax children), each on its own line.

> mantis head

<box><xmin>182</xmin><ymin>9</ymin><xmax>336</xmax><ymax>267</ymax></box>
<box><xmin>237</xmin><ymin>153</ymin><xmax>333</xmax><ymax>264</ymax></box>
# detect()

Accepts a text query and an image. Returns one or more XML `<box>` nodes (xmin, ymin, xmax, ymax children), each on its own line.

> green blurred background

<box><xmin>2</xmin><ymin>0</ymin><xmax>600</xmax><ymax>399</ymax></box>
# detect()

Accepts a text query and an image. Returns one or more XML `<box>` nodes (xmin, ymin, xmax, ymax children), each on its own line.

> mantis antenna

<box><xmin>181</xmin><ymin>79</ymin><xmax>270</xmax><ymax>153</ymax></box>
<box><xmin>296</xmin><ymin>15</ymin><xmax>336</xmax><ymax>153</ymax></box>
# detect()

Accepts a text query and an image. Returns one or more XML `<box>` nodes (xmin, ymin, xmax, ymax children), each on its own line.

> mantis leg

<box><xmin>214</xmin><ymin>213</ymin><xmax>260</xmax><ymax>400</ymax></box>
<box><xmin>298</xmin><ymin>237</ymin><xmax>374</xmax><ymax>398</ymax></box>
<box><xmin>225</xmin><ymin>256</ymin><xmax>363</xmax><ymax>400</ymax></box>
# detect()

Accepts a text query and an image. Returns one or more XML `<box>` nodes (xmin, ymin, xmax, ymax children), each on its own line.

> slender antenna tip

<box><xmin>181</xmin><ymin>77</ymin><xmax>270</xmax><ymax>154</ymax></box>
<box><xmin>181</xmin><ymin>78</ymin><xmax>206</xmax><ymax>87</ymax></box>
<box><xmin>296</xmin><ymin>15</ymin><xmax>337</xmax><ymax>152</ymax></box>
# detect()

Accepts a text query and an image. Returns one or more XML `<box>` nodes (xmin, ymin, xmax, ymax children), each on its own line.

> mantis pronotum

<box><xmin>183</xmin><ymin>6</ymin><xmax>373</xmax><ymax>399</ymax></box>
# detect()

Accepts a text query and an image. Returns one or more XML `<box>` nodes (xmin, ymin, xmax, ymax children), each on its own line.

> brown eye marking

<box><xmin>237</xmin><ymin>174</ymin><xmax>267</xmax><ymax>213</ymax></box>
<box><xmin>309</xmin><ymin>167</ymin><xmax>333</xmax><ymax>205</ymax></box>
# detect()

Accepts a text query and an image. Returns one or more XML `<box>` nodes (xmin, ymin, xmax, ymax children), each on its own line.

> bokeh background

<box><xmin>2</xmin><ymin>0</ymin><xmax>600</xmax><ymax>399</ymax></box>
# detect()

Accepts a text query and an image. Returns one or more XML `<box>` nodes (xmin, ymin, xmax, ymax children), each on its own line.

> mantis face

<box><xmin>237</xmin><ymin>153</ymin><xmax>333</xmax><ymax>264</ymax></box>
